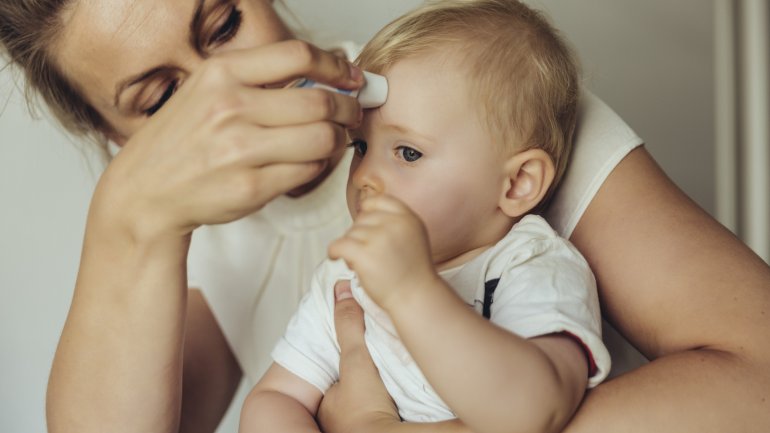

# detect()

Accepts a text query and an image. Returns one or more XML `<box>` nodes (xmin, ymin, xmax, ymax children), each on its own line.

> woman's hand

<box><xmin>93</xmin><ymin>40</ymin><xmax>364</xmax><ymax>243</ymax></box>
<box><xmin>48</xmin><ymin>40</ymin><xmax>363</xmax><ymax>433</ymax></box>
<box><xmin>317</xmin><ymin>281</ymin><xmax>401</xmax><ymax>433</ymax></box>
<box><xmin>319</xmin><ymin>281</ymin><xmax>475</xmax><ymax>433</ymax></box>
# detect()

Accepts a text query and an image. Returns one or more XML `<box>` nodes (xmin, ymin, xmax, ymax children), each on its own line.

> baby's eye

<box><xmin>348</xmin><ymin>139</ymin><xmax>368</xmax><ymax>156</ymax></box>
<box><xmin>396</xmin><ymin>145</ymin><xmax>422</xmax><ymax>162</ymax></box>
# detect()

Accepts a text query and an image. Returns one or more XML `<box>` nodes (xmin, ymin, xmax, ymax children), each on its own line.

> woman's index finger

<box><xmin>222</xmin><ymin>40</ymin><xmax>364</xmax><ymax>89</ymax></box>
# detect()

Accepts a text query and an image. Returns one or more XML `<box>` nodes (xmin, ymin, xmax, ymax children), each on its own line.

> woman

<box><xmin>1</xmin><ymin>1</ymin><xmax>768</xmax><ymax>433</ymax></box>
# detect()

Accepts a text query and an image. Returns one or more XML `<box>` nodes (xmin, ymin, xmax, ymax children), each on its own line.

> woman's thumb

<box><xmin>333</xmin><ymin>280</ymin><xmax>366</xmax><ymax>354</ymax></box>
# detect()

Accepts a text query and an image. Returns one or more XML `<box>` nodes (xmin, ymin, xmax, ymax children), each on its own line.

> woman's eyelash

<box><xmin>144</xmin><ymin>80</ymin><xmax>178</xmax><ymax>116</ymax></box>
<box><xmin>209</xmin><ymin>6</ymin><xmax>242</xmax><ymax>46</ymax></box>
<box><xmin>141</xmin><ymin>6</ymin><xmax>240</xmax><ymax>117</ymax></box>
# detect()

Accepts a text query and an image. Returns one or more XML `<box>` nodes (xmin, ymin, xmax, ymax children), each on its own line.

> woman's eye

<box><xmin>143</xmin><ymin>80</ymin><xmax>178</xmax><ymax>117</ymax></box>
<box><xmin>349</xmin><ymin>139</ymin><xmax>368</xmax><ymax>156</ymax></box>
<box><xmin>396</xmin><ymin>146</ymin><xmax>422</xmax><ymax>162</ymax></box>
<box><xmin>209</xmin><ymin>6</ymin><xmax>242</xmax><ymax>46</ymax></box>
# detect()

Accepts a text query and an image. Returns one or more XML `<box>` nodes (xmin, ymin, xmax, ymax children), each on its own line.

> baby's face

<box><xmin>347</xmin><ymin>54</ymin><xmax>511</xmax><ymax>268</ymax></box>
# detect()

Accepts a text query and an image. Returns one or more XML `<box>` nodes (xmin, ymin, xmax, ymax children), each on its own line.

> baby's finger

<box><xmin>328</xmin><ymin>236</ymin><xmax>363</xmax><ymax>264</ymax></box>
<box><xmin>346</xmin><ymin>210</ymin><xmax>388</xmax><ymax>228</ymax></box>
<box><xmin>359</xmin><ymin>194</ymin><xmax>412</xmax><ymax>215</ymax></box>
<box><xmin>340</xmin><ymin>224</ymin><xmax>376</xmax><ymax>246</ymax></box>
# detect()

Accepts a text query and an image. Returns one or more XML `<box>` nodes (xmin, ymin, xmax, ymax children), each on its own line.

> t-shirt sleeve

<box><xmin>545</xmin><ymin>91</ymin><xmax>644</xmax><ymax>238</ymax></box>
<box><xmin>271</xmin><ymin>262</ymin><xmax>341</xmax><ymax>394</ymax></box>
<box><xmin>489</xmin><ymin>238</ymin><xmax>611</xmax><ymax>387</ymax></box>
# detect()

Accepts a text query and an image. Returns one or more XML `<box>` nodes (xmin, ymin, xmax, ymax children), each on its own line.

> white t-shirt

<box><xmin>272</xmin><ymin>215</ymin><xmax>611</xmax><ymax>422</ymax></box>
<box><xmin>188</xmin><ymin>92</ymin><xmax>644</xmax><ymax>383</ymax></box>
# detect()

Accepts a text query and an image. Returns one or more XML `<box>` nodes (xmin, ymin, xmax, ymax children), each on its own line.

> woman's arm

<box><xmin>564</xmin><ymin>146</ymin><xmax>770</xmax><ymax>432</ymax></box>
<box><xmin>179</xmin><ymin>290</ymin><xmax>242</xmax><ymax>433</ymax></box>
<box><xmin>46</xmin><ymin>41</ymin><xmax>363</xmax><ymax>433</ymax></box>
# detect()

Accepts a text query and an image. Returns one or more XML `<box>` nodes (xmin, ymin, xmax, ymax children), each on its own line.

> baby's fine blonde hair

<box><xmin>357</xmin><ymin>0</ymin><xmax>580</xmax><ymax>203</ymax></box>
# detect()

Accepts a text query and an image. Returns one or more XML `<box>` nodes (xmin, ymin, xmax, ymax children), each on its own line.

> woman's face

<box><xmin>55</xmin><ymin>0</ymin><xmax>292</xmax><ymax>140</ymax></box>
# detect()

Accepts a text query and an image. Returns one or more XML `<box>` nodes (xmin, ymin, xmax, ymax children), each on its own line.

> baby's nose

<box><xmin>351</xmin><ymin>161</ymin><xmax>384</xmax><ymax>193</ymax></box>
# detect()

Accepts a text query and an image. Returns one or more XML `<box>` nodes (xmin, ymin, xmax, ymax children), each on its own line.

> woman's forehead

<box><xmin>56</xmin><ymin>0</ymin><xmax>196</xmax><ymax>106</ymax></box>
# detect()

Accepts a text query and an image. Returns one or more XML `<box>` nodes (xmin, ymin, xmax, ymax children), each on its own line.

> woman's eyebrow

<box><xmin>113</xmin><ymin>0</ymin><xmax>207</xmax><ymax>108</ymax></box>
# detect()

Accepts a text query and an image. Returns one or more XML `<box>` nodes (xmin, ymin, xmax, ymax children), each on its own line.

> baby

<box><xmin>240</xmin><ymin>1</ymin><xmax>610</xmax><ymax>433</ymax></box>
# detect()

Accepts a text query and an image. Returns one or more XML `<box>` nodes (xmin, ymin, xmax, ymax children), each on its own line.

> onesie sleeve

<box><xmin>271</xmin><ymin>261</ymin><xmax>342</xmax><ymax>394</ymax></box>
<box><xmin>489</xmin><ymin>237</ymin><xmax>611</xmax><ymax>387</ymax></box>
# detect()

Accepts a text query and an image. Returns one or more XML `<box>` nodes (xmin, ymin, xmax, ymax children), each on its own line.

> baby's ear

<box><xmin>498</xmin><ymin>148</ymin><xmax>555</xmax><ymax>218</ymax></box>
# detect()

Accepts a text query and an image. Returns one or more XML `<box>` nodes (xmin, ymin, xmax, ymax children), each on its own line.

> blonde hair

<box><xmin>357</xmin><ymin>0</ymin><xmax>580</xmax><ymax>202</ymax></box>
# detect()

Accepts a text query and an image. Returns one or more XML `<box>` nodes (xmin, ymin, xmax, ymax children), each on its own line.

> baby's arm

<box><xmin>392</xmin><ymin>278</ymin><xmax>588</xmax><ymax>433</ymax></box>
<box><xmin>329</xmin><ymin>195</ymin><xmax>589</xmax><ymax>433</ymax></box>
<box><xmin>239</xmin><ymin>363</ymin><xmax>323</xmax><ymax>433</ymax></box>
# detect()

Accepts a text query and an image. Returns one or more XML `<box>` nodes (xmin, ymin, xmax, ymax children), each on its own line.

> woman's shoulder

<box><xmin>544</xmin><ymin>90</ymin><xmax>644</xmax><ymax>237</ymax></box>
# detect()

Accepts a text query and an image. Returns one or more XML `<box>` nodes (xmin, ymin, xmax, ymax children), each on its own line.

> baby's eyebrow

<box><xmin>383</xmin><ymin>123</ymin><xmax>436</xmax><ymax>144</ymax></box>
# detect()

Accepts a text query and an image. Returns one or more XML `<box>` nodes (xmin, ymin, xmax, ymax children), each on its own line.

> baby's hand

<box><xmin>328</xmin><ymin>194</ymin><xmax>439</xmax><ymax>311</ymax></box>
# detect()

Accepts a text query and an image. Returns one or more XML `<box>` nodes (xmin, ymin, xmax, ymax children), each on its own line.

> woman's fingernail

<box><xmin>335</xmin><ymin>280</ymin><xmax>354</xmax><ymax>301</ymax></box>
<box><xmin>336</xmin><ymin>289</ymin><xmax>353</xmax><ymax>301</ymax></box>
<box><xmin>349</xmin><ymin>64</ymin><xmax>363</xmax><ymax>84</ymax></box>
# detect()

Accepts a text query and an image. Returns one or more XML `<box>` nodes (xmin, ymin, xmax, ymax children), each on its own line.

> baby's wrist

<box><xmin>382</xmin><ymin>270</ymin><xmax>444</xmax><ymax>314</ymax></box>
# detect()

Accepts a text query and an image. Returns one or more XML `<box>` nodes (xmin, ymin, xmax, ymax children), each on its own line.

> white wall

<box><xmin>0</xmin><ymin>1</ymin><xmax>715</xmax><ymax>432</ymax></box>
<box><xmin>0</xmin><ymin>77</ymin><xmax>100</xmax><ymax>433</ymax></box>
<box><xmin>535</xmin><ymin>0</ymin><xmax>715</xmax><ymax>211</ymax></box>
